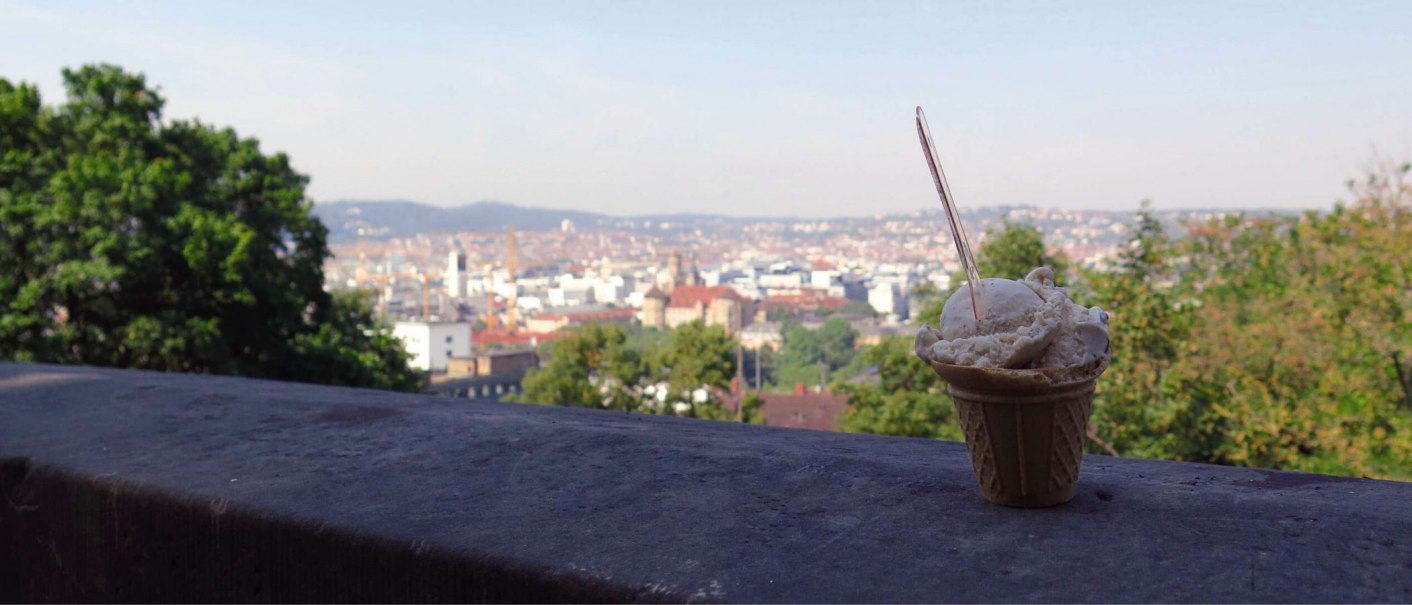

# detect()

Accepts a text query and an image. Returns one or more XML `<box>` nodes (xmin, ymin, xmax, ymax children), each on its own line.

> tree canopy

<box><xmin>913</xmin><ymin>221</ymin><xmax>1070</xmax><ymax>327</ymax></box>
<box><xmin>515</xmin><ymin>321</ymin><xmax>760</xmax><ymax>423</ymax></box>
<box><xmin>0</xmin><ymin>65</ymin><xmax>419</xmax><ymax>391</ymax></box>
<box><xmin>840</xmin><ymin>173</ymin><xmax>1412</xmax><ymax>480</ymax></box>
<box><xmin>975</xmin><ymin>220</ymin><xmax>1069</xmax><ymax>283</ymax></box>
<box><xmin>835</xmin><ymin>336</ymin><xmax>959</xmax><ymax>439</ymax></box>
<box><xmin>832</xmin><ymin>223</ymin><xmax>1071</xmax><ymax>441</ymax></box>
<box><xmin>1085</xmin><ymin>177</ymin><xmax>1412</xmax><ymax>478</ymax></box>
<box><xmin>773</xmin><ymin>318</ymin><xmax>857</xmax><ymax>390</ymax></box>
<box><xmin>516</xmin><ymin>322</ymin><xmax>643</xmax><ymax>410</ymax></box>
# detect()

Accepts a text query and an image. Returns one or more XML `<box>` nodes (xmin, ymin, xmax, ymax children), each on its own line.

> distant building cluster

<box><xmin>323</xmin><ymin>203</ymin><xmax>1219</xmax><ymax>428</ymax></box>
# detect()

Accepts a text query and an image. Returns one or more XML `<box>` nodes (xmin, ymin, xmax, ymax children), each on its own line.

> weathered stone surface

<box><xmin>2</xmin><ymin>361</ymin><xmax>1410</xmax><ymax>603</ymax></box>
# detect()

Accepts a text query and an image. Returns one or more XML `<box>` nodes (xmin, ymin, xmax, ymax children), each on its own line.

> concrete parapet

<box><xmin>2</xmin><ymin>362</ymin><xmax>1410</xmax><ymax>602</ymax></box>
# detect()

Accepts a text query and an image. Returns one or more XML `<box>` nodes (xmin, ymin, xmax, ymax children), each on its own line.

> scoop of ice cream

<box><xmin>916</xmin><ymin>267</ymin><xmax>1109</xmax><ymax>369</ymax></box>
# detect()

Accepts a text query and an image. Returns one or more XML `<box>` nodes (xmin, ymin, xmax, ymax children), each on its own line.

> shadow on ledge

<box><xmin>2</xmin><ymin>361</ymin><xmax>1410</xmax><ymax>603</ymax></box>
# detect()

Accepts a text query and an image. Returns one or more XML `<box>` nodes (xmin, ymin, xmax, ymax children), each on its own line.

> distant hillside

<box><xmin>312</xmin><ymin>199</ymin><xmax>803</xmax><ymax>241</ymax></box>
<box><xmin>312</xmin><ymin>200</ymin><xmax>609</xmax><ymax>241</ymax></box>
<box><xmin>313</xmin><ymin>199</ymin><xmax>1305</xmax><ymax>243</ymax></box>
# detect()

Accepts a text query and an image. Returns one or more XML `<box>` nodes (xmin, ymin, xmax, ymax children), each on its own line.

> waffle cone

<box><xmin>927</xmin><ymin>354</ymin><xmax>1108</xmax><ymax>507</ymax></box>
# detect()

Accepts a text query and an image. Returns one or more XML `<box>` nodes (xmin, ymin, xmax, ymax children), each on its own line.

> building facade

<box><xmin>393</xmin><ymin>321</ymin><xmax>472</xmax><ymax>372</ymax></box>
<box><xmin>641</xmin><ymin>285</ymin><xmax>751</xmax><ymax>335</ymax></box>
<box><xmin>445</xmin><ymin>251</ymin><xmax>466</xmax><ymax>298</ymax></box>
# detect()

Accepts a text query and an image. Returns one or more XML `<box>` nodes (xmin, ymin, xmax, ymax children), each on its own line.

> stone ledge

<box><xmin>2</xmin><ymin>362</ymin><xmax>1410</xmax><ymax>603</ymax></box>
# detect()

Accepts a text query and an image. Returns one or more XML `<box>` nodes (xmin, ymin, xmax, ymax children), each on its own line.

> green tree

<box><xmin>516</xmin><ymin>322</ymin><xmax>644</xmax><ymax>410</ymax></box>
<box><xmin>1078</xmin><ymin>183</ymin><xmax>1412</xmax><ymax>480</ymax></box>
<box><xmin>910</xmin><ymin>281</ymin><xmax>946</xmax><ymax>330</ymax></box>
<box><xmin>976</xmin><ymin>221</ymin><xmax>1069</xmax><ymax>283</ymax></box>
<box><xmin>0</xmin><ymin>65</ymin><xmax>418</xmax><ymax>391</ymax></box>
<box><xmin>835</xmin><ymin>336</ymin><xmax>960</xmax><ymax>439</ymax></box>
<box><xmin>518</xmin><ymin>321</ymin><xmax>746</xmax><ymax>420</ymax></box>
<box><xmin>287</xmin><ymin>290</ymin><xmax>424</xmax><ymax>392</ymax></box>
<box><xmin>738</xmin><ymin>390</ymin><xmax>767</xmax><ymax>424</ymax></box>
<box><xmin>648</xmin><ymin>321</ymin><xmax>737</xmax><ymax>415</ymax></box>
<box><xmin>829</xmin><ymin>302</ymin><xmax>880</xmax><ymax>318</ymax></box>
<box><xmin>1154</xmin><ymin>173</ymin><xmax>1412</xmax><ymax>478</ymax></box>
<box><xmin>844</xmin><ymin>222</ymin><xmax>1072</xmax><ymax>441</ymax></box>
<box><xmin>914</xmin><ymin>222</ymin><xmax>1071</xmax><ymax>327</ymax></box>
<box><xmin>773</xmin><ymin>318</ymin><xmax>857</xmax><ymax>390</ymax></box>
<box><xmin>1084</xmin><ymin>203</ymin><xmax>1190</xmax><ymax>457</ymax></box>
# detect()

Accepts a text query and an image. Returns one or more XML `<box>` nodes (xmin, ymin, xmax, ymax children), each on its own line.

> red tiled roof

<box><xmin>474</xmin><ymin>328</ymin><xmax>561</xmax><ymax>347</ymax></box>
<box><xmin>643</xmin><ymin>286</ymin><xmax>669</xmax><ymax>300</ymax></box>
<box><xmin>761</xmin><ymin>292</ymin><xmax>852</xmax><ymax>311</ymax></box>
<box><xmin>532</xmin><ymin>308</ymin><xmax>637</xmax><ymax>324</ymax></box>
<box><xmin>563</xmin><ymin>308</ymin><xmax>637</xmax><ymax>323</ymax></box>
<box><xmin>758</xmin><ymin>392</ymin><xmax>850</xmax><ymax>431</ymax></box>
<box><xmin>666</xmin><ymin>285</ymin><xmax>745</xmax><ymax>309</ymax></box>
<box><xmin>810</xmin><ymin>259</ymin><xmax>836</xmax><ymax>271</ymax></box>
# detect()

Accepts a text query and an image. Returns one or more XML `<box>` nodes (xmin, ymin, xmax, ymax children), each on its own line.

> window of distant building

<box><xmin>446</xmin><ymin>350</ymin><xmax>453</xmax><ymax>359</ymax></box>
<box><xmin>446</xmin><ymin>335</ymin><xmax>453</xmax><ymax>343</ymax></box>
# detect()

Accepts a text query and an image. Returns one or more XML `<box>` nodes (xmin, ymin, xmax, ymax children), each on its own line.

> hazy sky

<box><xmin>4</xmin><ymin>1</ymin><xmax>1411</xmax><ymax>216</ymax></box>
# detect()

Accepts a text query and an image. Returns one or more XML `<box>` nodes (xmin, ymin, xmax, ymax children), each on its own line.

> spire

<box><xmin>685</xmin><ymin>253</ymin><xmax>702</xmax><ymax>286</ymax></box>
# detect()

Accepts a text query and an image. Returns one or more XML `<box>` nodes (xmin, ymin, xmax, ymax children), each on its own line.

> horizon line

<box><xmin>315</xmin><ymin>198</ymin><xmax>1326</xmax><ymax>221</ymax></box>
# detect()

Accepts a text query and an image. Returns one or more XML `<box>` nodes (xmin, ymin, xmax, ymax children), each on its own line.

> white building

<box><xmin>445</xmin><ymin>251</ymin><xmax>466</xmax><ymax>298</ymax></box>
<box><xmin>548</xmin><ymin>286</ymin><xmax>594</xmax><ymax>307</ymax></box>
<box><xmin>759</xmin><ymin>272</ymin><xmax>805</xmax><ymax>289</ymax></box>
<box><xmin>810</xmin><ymin>270</ymin><xmax>841</xmax><ymax>289</ymax></box>
<box><xmin>393</xmin><ymin>321</ymin><xmax>472</xmax><ymax>372</ymax></box>
<box><xmin>868</xmin><ymin>283</ymin><xmax>909</xmax><ymax>320</ymax></box>
<box><xmin>591</xmin><ymin>275</ymin><xmax>632</xmax><ymax>306</ymax></box>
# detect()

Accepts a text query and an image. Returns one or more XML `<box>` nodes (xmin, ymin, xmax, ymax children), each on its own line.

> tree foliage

<box><xmin>836</xmin><ymin>224</ymin><xmax>1069</xmax><ymax>440</ymax></box>
<box><xmin>648</xmin><ymin>320</ymin><xmax>737</xmax><ymax>412</ymax></box>
<box><xmin>976</xmin><ymin>221</ymin><xmax>1070</xmax><ymax>283</ymax></box>
<box><xmin>0</xmin><ymin>65</ymin><xmax>419</xmax><ymax>391</ymax></box>
<box><xmin>914</xmin><ymin>221</ymin><xmax>1071</xmax><ymax>327</ymax></box>
<box><xmin>773</xmin><ymin>318</ymin><xmax>857</xmax><ymax>390</ymax></box>
<box><xmin>1087</xmin><ymin>175</ymin><xmax>1412</xmax><ymax>478</ymax></box>
<box><xmin>514</xmin><ymin>321</ymin><xmax>755</xmax><ymax>422</ymax></box>
<box><xmin>852</xmin><ymin>174</ymin><xmax>1412</xmax><ymax>480</ymax></box>
<box><xmin>516</xmin><ymin>322</ymin><xmax>643</xmax><ymax>410</ymax></box>
<box><xmin>835</xmin><ymin>336</ymin><xmax>959</xmax><ymax>439</ymax></box>
<box><xmin>1083</xmin><ymin>203</ymin><xmax>1191</xmax><ymax>457</ymax></box>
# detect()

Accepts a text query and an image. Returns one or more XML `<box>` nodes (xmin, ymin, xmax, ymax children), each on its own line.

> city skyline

<box><xmin>315</xmin><ymin>195</ymin><xmax>1304</xmax><ymax>223</ymax></box>
<box><xmin>5</xmin><ymin>1</ymin><xmax>1411</xmax><ymax>216</ymax></box>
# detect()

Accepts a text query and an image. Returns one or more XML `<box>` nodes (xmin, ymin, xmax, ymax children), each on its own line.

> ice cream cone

<box><xmin>927</xmin><ymin>354</ymin><xmax>1109</xmax><ymax>507</ymax></box>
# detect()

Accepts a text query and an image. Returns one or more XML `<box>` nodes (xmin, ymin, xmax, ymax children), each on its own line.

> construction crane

<box><xmin>474</xmin><ymin>229</ymin><xmax>520</xmax><ymax>333</ymax></box>
<box><xmin>506</xmin><ymin>229</ymin><xmax>518</xmax><ymax>334</ymax></box>
<box><xmin>482</xmin><ymin>291</ymin><xmax>499</xmax><ymax>330</ymax></box>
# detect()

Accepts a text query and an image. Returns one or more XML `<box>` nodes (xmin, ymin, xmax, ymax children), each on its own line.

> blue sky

<box><xmin>3</xmin><ymin>0</ymin><xmax>1411</xmax><ymax>216</ymax></box>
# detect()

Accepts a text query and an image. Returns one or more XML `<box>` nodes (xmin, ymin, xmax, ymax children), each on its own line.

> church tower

<box><xmin>684</xmin><ymin>254</ymin><xmax>702</xmax><ymax>286</ymax></box>
<box><xmin>664</xmin><ymin>251</ymin><xmax>684</xmax><ymax>293</ymax></box>
<box><xmin>445</xmin><ymin>250</ymin><xmax>467</xmax><ymax>298</ymax></box>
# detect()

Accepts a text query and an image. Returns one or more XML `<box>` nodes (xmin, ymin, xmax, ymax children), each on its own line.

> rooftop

<box><xmin>666</xmin><ymin>285</ymin><xmax>746</xmax><ymax>308</ymax></box>
<box><xmin>758</xmin><ymin>390</ymin><xmax>850</xmax><ymax>431</ymax></box>
<box><xmin>473</xmin><ymin>327</ymin><xmax>559</xmax><ymax>347</ymax></box>
<box><xmin>532</xmin><ymin>308</ymin><xmax>638</xmax><ymax>323</ymax></box>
